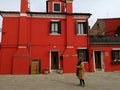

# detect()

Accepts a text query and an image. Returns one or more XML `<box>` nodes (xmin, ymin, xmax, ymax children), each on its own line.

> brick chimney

<box><xmin>20</xmin><ymin>0</ymin><xmax>28</xmax><ymax>13</ymax></box>
<box><xmin>66</xmin><ymin>0</ymin><xmax>73</xmax><ymax>13</ymax></box>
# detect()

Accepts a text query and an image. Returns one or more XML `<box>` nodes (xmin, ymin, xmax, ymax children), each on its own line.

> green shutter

<box><xmin>76</xmin><ymin>22</ymin><xmax>79</xmax><ymax>34</ymax></box>
<box><xmin>112</xmin><ymin>50</ymin><xmax>115</xmax><ymax>61</ymax></box>
<box><xmin>50</xmin><ymin>21</ymin><xmax>52</xmax><ymax>33</ymax></box>
<box><xmin>58</xmin><ymin>21</ymin><xmax>61</xmax><ymax>34</ymax></box>
<box><xmin>83</xmin><ymin>22</ymin><xmax>88</xmax><ymax>34</ymax></box>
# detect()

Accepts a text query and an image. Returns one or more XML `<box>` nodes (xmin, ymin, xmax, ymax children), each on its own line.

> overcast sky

<box><xmin>0</xmin><ymin>0</ymin><xmax>120</xmax><ymax>28</ymax></box>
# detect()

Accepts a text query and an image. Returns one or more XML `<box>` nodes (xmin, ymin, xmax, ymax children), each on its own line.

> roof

<box><xmin>97</xmin><ymin>17</ymin><xmax>120</xmax><ymax>21</ymax></box>
<box><xmin>0</xmin><ymin>11</ymin><xmax>91</xmax><ymax>18</ymax></box>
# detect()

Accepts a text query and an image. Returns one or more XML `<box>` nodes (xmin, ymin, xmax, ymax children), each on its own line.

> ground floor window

<box><xmin>77</xmin><ymin>49</ymin><xmax>89</xmax><ymax>62</ymax></box>
<box><xmin>112</xmin><ymin>50</ymin><xmax>120</xmax><ymax>61</ymax></box>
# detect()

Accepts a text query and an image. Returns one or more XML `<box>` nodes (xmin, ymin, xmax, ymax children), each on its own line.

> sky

<box><xmin>0</xmin><ymin>0</ymin><xmax>120</xmax><ymax>41</ymax></box>
<box><xmin>0</xmin><ymin>0</ymin><xmax>120</xmax><ymax>27</ymax></box>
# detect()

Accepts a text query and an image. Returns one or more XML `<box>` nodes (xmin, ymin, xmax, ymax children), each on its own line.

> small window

<box><xmin>50</xmin><ymin>21</ymin><xmax>61</xmax><ymax>34</ymax></box>
<box><xmin>112</xmin><ymin>50</ymin><xmax>120</xmax><ymax>61</ymax></box>
<box><xmin>53</xmin><ymin>2</ymin><xmax>61</xmax><ymax>12</ymax></box>
<box><xmin>76</xmin><ymin>22</ymin><xmax>88</xmax><ymax>35</ymax></box>
<box><xmin>77</xmin><ymin>49</ymin><xmax>89</xmax><ymax>62</ymax></box>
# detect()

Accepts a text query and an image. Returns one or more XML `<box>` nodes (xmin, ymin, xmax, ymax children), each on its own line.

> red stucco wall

<box><xmin>0</xmin><ymin>15</ymin><xmax>89</xmax><ymax>74</ymax></box>
<box><xmin>89</xmin><ymin>46</ymin><xmax>120</xmax><ymax>72</ymax></box>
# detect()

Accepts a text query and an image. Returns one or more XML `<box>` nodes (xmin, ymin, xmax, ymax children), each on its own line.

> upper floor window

<box><xmin>76</xmin><ymin>21</ymin><xmax>88</xmax><ymax>35</ymax></box>
<box><xmin>53</xmin><ymin>2</ymin><xmax>61</xmax><ymax>12</ymax></box>
<box><xmin>77</xmin><ymin>49</ymin><xmax>89</xmax><ymax>62</ymax></box>
<box><xmin>50</xmin><ymin>21</ymin><xmax>61</xmax><ymax>34</ymax></box>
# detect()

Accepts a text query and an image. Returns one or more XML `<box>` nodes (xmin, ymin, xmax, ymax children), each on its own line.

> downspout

<box><xmin>28</xmin><ymin>13</ymin><xmax>32</xmax><ymax>74</ymax></box>
<box><xmin>29</xmin><ymin>13</ymin><xmax>32</xmax><ymax>60</ymax></box>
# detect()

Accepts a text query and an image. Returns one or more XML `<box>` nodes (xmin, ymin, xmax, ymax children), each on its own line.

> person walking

<box><xmin>76</xmin><ymin>59</ymin><xmax>85</xmax><ymax>87</ymax></box>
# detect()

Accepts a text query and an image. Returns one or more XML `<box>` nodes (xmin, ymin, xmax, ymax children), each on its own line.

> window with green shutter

<box><xmin>76</xmin><ymin>22</ymin><xmax>88</xmax><ymax>35</ymax></box>
<box><xmin>50</xmin><ymin>21</ymin><xmax>61</xmax><ymax>35</ymax></box>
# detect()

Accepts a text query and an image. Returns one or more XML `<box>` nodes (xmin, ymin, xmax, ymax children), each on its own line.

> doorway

<box><xmin>30</xmin><ymin>60</ymin><xmax>40</xmax><ymax>74</ymax></box>
<box><xmin>94</xmin><ymin>51</ymin><xmax>104</xmax><ymax>71</ymax></box>
<box><xmin>51</xmin><ymin>51</ymin><xmax>59</xmax><ymax>70</ymax></box>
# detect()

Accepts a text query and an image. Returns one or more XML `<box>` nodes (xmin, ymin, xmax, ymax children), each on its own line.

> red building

<box><xmin>0</xmin><ymin>0</ymin><xmax>91</xmax><ymax>74</ymax></box>
<box><xmin>89</xmin><ymin>18</ymin><xmax>120</xmax><ymax>72</ymax></box>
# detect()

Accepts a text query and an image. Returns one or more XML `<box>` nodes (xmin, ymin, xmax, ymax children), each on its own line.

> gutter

<box><xmin>0</xmin><ymin>11</ymin><xmax>3</xmax><ymax>17</ymax></box>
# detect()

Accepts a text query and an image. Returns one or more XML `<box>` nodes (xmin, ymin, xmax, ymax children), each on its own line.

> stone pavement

<box><xmin>0</xmin><ymin>71</ymin><xmax>120</xmax><ymax>90</ymax></box>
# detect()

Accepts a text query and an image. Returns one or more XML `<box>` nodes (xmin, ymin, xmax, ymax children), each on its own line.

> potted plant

<box><xmin>44</xmin><ymin>68</ymin><xmax>49</xmax><ymax>74</ymax></box>
<box><xmin>58</xmin><ymin>67</ymin><xmax>63</xmax><ymax>74</ymax></box>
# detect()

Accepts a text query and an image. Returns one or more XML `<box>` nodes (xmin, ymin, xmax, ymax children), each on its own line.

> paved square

<box><xmin>0</xmin><ymin>71</ymin><xmax>120</xmax><ymax>90</ymax></box>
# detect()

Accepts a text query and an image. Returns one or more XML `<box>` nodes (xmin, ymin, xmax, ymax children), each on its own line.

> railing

<box><xmin>89</xmin><ymin>35</ymin><xmax>120</xmax><ymax>45</ymax></box>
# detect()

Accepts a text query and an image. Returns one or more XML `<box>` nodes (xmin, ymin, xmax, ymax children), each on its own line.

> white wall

<box><xmin>0</xmin><ymin>16</ymin><xmax>2</xmax><ymax>43</ymax></box>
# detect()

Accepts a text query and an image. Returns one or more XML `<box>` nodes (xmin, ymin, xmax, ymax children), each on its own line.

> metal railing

<box><xmin>89</xmin><ymin>35</ymin><xmax>120</xmax><ymax>45</ymax></box>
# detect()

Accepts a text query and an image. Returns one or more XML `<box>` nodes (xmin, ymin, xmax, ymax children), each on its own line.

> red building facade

<box><xmin>90</xmin><ymin>18</ymin><xmax>120</xmax><ymax>72</ymax></box>
<box><xmin>0</xmin><ymin>0</ymin><xmax>91</xmax><ymax>74</ymax></box>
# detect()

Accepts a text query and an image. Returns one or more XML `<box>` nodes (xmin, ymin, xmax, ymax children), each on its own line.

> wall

<box><xmin>90</xmin><ymin>45</ymin><xmax>120</xmax><ymax>72</ymax></box>
<box><xmin>0</xmin><ymin>15</ymin><xmax>90</xmax><ymax>74</ymax></box>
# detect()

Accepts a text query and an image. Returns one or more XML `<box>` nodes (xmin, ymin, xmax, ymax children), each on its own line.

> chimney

<box><xmin>66</xmin><ymin>0</ymin><xmax>73</xmax><ymax>13</ymax></box>
<box><xmin>20</xmin><ymin>0</ymin><xmax>28</xmax><ymax>13</ymax></box>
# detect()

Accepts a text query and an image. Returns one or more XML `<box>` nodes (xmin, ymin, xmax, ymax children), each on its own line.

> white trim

<box><xmin>77</xmin><ymin>47</ymin><xmax>87</xmax><ymax>49</ymax></box>
<box><xmin>49</xmin><ymin>33</ymin><xmax>60</xmax><ymax>35</ymax></box>
<box><xmin>20</xmin><ymin>13</ymin><xmax>27</xmax><ymax>16</ymax></box>
<box><xmin>76</xmin><ymin>20</ymin><xmax>86</xmax><ymax>22</ymax></box>
<box><xmin>18</xmin><ymin>46</ymin><xmax>27</xmax><ymax>48</ymax></box>
<box><xmin>49</xmin><ymin>50</ymin><xmax>60</xmax><ymax>73</ymax></box>
<box><xmin>28</xmin><ymin>14</ymin><xmax>66</xmax><ymax>18</ymax></box>
<box><xmin>93</xmin><ymin>50</ymin><xmax>104</xmax><ymax>72</ymax></box>
<box><xmin>50</xmin><ymin>51</ymin><xmax>52</xmax><ymax>73</ymax></box>
<box><xmin>74</xmin><ymin>15</ymin><xmax>89</xmax><ymax>19</ymax></box>
<box><xmin>1</xmin><ymin>13</ymin><xmax>19</xmax><ymax>17</ymax></box>
<box><xmin>53</xmin><ymin>2</ymin><xmax>61</xmax><ymax>13</ymax></box>
<box><xmin>67</xmin><ymin>46</ymin><xmax>74</xmax><ymax>48</ymax></box>
<box><xmin>51</xmin><ymin>20</ymin><xmax>60</xmax><ymax>22</ymax></box>
<box><xmin>112</xmin><ymin>48</ymin><xmax>120</xmax><ymax>50</ymax></box>
<box><xmin>76</xmin><ymin>34</ymin><xmax>87</xmax><ymax>36</ymax></box>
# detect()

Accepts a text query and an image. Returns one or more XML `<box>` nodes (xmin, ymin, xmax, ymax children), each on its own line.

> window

<box><xmin>50</xmin><ymin>21</ymin><xmax>61</xmax><ymax>34</ymax></box>
<box><xmin>112</xmin><ymin>50</ymin><xmax>120</xmax><ymax>61</ymax></box>
<box><xmin>77</xmin><ymin>49</ymin><xmax>89</xmax><ymax>62</ymax></box>
<box><xmin>53</xmin><ymin>2</ymin><xmax>61</xmax><ymax>12</ymax></box>
<box><xmin>76</xmin><ymin>22</ymin><xmax>88</xmax><ymax>35</ymax></box>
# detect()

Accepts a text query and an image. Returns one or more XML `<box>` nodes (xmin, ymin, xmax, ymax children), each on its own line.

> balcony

<box><xmin>89</xmin><ymin>35</ymin><xmax>120</xmax><ymax>45</ymax></box>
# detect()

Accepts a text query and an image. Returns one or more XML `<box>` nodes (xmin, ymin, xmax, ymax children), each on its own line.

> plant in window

<box><xmin>111</xmin><ymin>60</ymin><xmax>120</xmax><ymax>64</ymax></box>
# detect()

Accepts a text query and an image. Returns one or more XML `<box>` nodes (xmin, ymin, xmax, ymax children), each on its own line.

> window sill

<box><xmin>111</xmin><ymin>61</ymin><xmax>120</xmax><ymax>64</ymax></box>
<box><xmin>76</xmin><ymin>34</ymin><xmax>87</xmax><ymax>36</ymax></box>
<box><xmin>49</xmin><ymin>33</ymin><xmax>60</xmax><ymax>36</ymax></box>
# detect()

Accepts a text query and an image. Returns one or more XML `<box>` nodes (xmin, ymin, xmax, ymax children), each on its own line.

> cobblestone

<box><xmin>0</xmin><ymin>71</ymin><xmax>120</xmax><ymax>90</ymax></box>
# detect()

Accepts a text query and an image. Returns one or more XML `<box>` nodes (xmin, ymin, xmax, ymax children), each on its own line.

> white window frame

<box><xmin>53</xmin><ymin>2</ymin><xmax>61</xmax><ymax>12</ymax></box>
<box><xmin>76</xmin><ymin>20</ymin><xmax>87</xmax><ymax>35</ymax></box>
<box><xmin>112</xmin><ymin>49</ymin><xmax>120</xmax><ymax>61</ymax></box>
<box><xmin>50</xmin><ymin>20</ymin><xmax>61</xmax><ymax>35</ymax></box>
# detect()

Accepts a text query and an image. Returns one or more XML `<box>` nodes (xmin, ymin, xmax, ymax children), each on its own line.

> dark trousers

<box><xmin>80</xmin><ymin>79</ymin><xmax>85</xmax><ymax>86</ymax></box>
